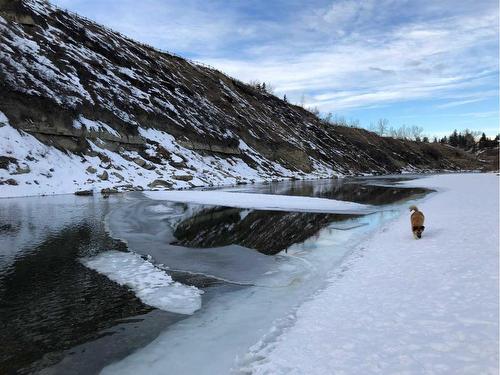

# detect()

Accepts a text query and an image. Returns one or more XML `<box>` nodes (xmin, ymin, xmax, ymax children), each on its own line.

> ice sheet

<box><xmin>105</xmin><ymin>199</ymin><xmax>310</xmax><ymax>285</ymax></box>
<box><xmin>81</xmin><ymin>251</ymin><xmax>202</xmax><ymax>314</ymax></box>
<box><xmin>144</xmin><ymin>190</ymin><xmax>373</xmax><ymax>214</ymax></box>
<box><xmin>100</xmin><ymin>209</ymin><xmax>396</xmax><ymax>375</ymax></box>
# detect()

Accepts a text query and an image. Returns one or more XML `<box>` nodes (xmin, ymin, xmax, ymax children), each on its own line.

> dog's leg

<box><xmin>413</xmin><ymin>233</ymin><xmax>418</xmax><ymax>240</ymax></box>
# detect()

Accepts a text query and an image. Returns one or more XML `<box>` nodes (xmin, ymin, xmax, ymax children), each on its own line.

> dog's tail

<box><xmin>409</xmin><ymin>205</ymin><xmax>419</xmax><ymax>212</ymax></box>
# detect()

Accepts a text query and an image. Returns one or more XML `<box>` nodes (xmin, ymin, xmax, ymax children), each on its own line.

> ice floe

<box><xmin>144</xmin><ymin>190</ymin><xmax>373</xmax><ymax>214</ymax></box>
<box><xmin>81</xmin><ymin>251</ymin><xmax>202</xmax><ymax>314</ymax></box>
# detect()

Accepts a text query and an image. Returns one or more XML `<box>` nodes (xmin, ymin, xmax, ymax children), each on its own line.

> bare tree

<box><xmin>307</xmin><ymin>106</ymin><xmax>320</xmax><ymax>116</ymax></box>
<box><xmin>323</xmin><ymin>112</ymin><xmax>333</xmax><ymax>124</ymax></box>
<box><xmin>332</xmin><ymin>114</ymin><xmax>347</xmax><ymax>126</ymax></box>
<box><xmin>376</xmin><ymin>118</ymin><xmax>389</xmax><ymax>136</ymax></box>
<box><xmin>338</xmin><ymin>115</ymin><xmax>348</xmax><ymax>126</ymax></box>
<box><xmin>410</xmin><ymin>125</ymin><xmax>424</xmax><ymax>140</ymax></box>
<box><xmin>320</xmin><ymin>113</ymin><xmax>358</xmax><ymax>127</ymax></box>
<box><xmin>388</xmin><ymin>126</ymin><xmax>397</xmax><ymax>138</ymax></box>
<box><xmin>248</xmin><ymin>80</ymin><xmax>261</xmax><ymax>89</ymax></box>
<box><xmin>299</xmin><ymin>93</ymin><xmax>306</xmax><ymax>108</ymax></box>
<box><xmin>264</xmin><ymin>82</ymin><xmax>275</xmax><ymax>94</ymax></box>
<box><xmin>388</xmin><ymin>124</ymin><xmax>410</xmax><ymax>139</ymax></box>
<box><xmin>248</xmin><ymin>80</ymin><xmax>275</xmax><ymax>95</ymax></box>
<box><xmin>348</xmin><ymin>118</ymin><xmax>360</xmax><ymax>128</ymax></box>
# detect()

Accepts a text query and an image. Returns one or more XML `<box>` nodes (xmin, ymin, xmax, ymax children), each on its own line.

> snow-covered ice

<box><xmin>144</xmin><ymin>190</ymin><xmax>373</xmax><ymax>214</ymax></box>
<box><xmin>241</xmin><ymin>173</ymin><xmax>499</xmax><ymax>375</ymax></box>
<box><xmin>81</xmin><ymin>251</ymin><xmax>202</xmax><ymax>314</ymax></box>
<box><xmin>99</xmin><ymin>207</ymin><xmax>398</xmax><ymax>375</ymax></box>
<box><xmin>104</xmin><ymin>199</ymin><xmax>311</xmax><ymax>285</ymax></box>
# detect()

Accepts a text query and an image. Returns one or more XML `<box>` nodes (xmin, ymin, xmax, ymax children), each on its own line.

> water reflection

<box><xmin>0</xmin><ymin>196</ymin><xmax>175</xmax><ymax>374</ymax></box>
<box><xmin>172</xmin><ymin>207</ymin><xmax>357</xmax><ymax>254</ymax></box>
<box><xmin>172</xmin><ymin>180</ymin><xmax>428</xmax><ymax>254</ymax></box>
<box><xmin>223</xmin><ymin>176</ymin><xmax>428</xmax><ymax>205</ymax></box>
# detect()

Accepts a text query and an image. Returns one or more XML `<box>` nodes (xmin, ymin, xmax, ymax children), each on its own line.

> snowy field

<box><xmin>241</xmin><ymin>173</ymin><xmax>499</xmax><ymax>374</ymax></box>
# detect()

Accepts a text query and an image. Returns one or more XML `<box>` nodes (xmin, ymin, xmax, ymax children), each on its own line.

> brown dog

<box><xmin>409</xmin><ymin>205</ymin><xmax>425</xmax><ymax>239</ymax></box>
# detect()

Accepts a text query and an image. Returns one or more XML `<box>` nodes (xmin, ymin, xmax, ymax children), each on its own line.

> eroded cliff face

<box><xmin>0</xmin><ymin>0</ymin><xmax>481</xmax><ymax>196</ymax></box>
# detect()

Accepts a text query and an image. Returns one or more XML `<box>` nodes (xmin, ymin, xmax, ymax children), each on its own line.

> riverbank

<box><xmin>0</xmin><ymin>112</ymin><xmax>336</xmax><ymax>199</ymax></box>
<box><xmin>241</xmin><ymin>173</ymin><xmax>499</xmax><ymax>374</ymax></box>
<box><xmin>0</xmin><ymin>112</ymin><xmax>482</xmax><ymax>200</ymax></box>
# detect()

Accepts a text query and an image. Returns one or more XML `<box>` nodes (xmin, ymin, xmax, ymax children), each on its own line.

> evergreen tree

<box><xmin>478</xmin><ymin>133</ymin><xmax>487</xmax><ymax>149</ymax></box>
<box><xmin>464</xmin><ymin>131</ymin><xmax>475</xmax><ymax>151</ymax></box>
<box><xmin>457</xmin><ymin>132</ymin><xmax>465</xmax><ymax>148</ymax></box>
<box><xmin>449</xmin><ymin>130</ymin><xmax>458</xmax><ymax>147</ymax></box>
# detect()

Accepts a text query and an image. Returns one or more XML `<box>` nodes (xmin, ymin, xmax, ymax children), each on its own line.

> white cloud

<box><xmin>322</xmin><ymin>0</ymin><xmax>375</xmax><ymax>27</ymax></box>
<box><xmin>436</xmin><ymin>98</ymin><xmax>487</xmax><ymax>109</ymax></box>
<box><xmin>202</xmin><ymin>11</ymin><xmax>498</xmax><ymax>112</ymax></box>
<box><xmin>51</xmin><ymin>0</ymin><xmax>244</xmax><ymax>54</ymax></box>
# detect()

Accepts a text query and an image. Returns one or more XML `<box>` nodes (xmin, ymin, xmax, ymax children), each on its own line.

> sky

<box><xmin>51</xmin><ymin>0</ymin><xmax>499</xmax><ymax>138</ymax></box>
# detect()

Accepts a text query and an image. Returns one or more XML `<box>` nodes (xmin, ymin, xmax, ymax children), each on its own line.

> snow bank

<box><xmin>144</xmin><ymin>190</ymin><xmax>373</xmax><ymax>214</ymax></box>
<box><xmin>241</xmin><ymin>173</ymin><xmax>499</xmax><ymax>374</ymax></box>
<box><xmin>81</xmin><ymin>251</ymin><xmax>202</xmax><ymax>314</ymax></box>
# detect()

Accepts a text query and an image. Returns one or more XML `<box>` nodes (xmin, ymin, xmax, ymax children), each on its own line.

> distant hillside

<box><xmin>0</xmin><ymin>0</ymin><xmax>483</xmax><ymax>197</ymax></box>
<box><xmin>477</xmin><ymin>147</ymin><xmax>499</xmax><ymax>172</ymax></box>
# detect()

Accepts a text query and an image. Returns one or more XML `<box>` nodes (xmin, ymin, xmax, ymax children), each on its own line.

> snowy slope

<box><xmin>0</xmin><ymin>0</ymin><xmax>482</xmax><ymax>198</ymax></box>
<box><xmin>240</xmin><ymin>173</ymin><xmax>499</xmax><ymax>374</ymax></box>
<box><xmin>0</xmin><ymin>112</ymin><xmax>284</xmax><ymax>197</ymax></box>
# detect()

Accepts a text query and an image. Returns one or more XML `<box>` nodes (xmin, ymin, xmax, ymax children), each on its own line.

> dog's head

<box><xmin>412</xmin><ymin>225</ymin><xmax>425</xmax><ymax>239</ymax></box>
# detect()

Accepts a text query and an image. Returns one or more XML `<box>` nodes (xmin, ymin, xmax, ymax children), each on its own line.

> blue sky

<box><xmin>51</xmin><ymin>0</ymin><xmax>499</xmax><ymax>137</ymax></box>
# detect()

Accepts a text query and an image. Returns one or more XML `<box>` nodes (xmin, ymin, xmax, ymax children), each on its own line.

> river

<box><xmin>0</xmin><ymin>176</ymin><xmax>429</xmax><ymax>374</ymax></box>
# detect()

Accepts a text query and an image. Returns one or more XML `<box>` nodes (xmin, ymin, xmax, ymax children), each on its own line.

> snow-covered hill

<box><xmin>0</xmin><ymin>0</ymin><xmax>481</xmax><ymax>197</ymax></box>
